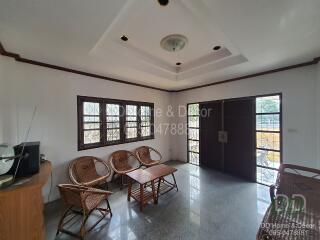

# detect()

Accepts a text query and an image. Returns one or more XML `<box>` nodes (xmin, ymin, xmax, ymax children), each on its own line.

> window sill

<box><xmin>78</xmin><ymin>136</ymin><xmax>155</xmax><ymax>151</ymax></box>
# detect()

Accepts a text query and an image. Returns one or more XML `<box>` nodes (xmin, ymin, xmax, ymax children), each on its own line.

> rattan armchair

<box><xmin>69</xmin><ymin>156</ymin><xmax>111</xmax><ymax>189</ymax></box>
<box><xmin>135</xmin><ymin>146</ymin><xmax>162</xmax><ymax>168</ymax></box>
<box><xmin>109</xmin><ymin>150</ymin><xmax>139</xmax><ymax>189</ymax></box>
<box><xmin>257</xmin><ymin>164</ymin><xmax>320</xmax><ymax>240</ymax></box>
<box><xmin>56</xmin><ymin>184</ymin><xmax>112</xmax><ymax>239</ymax></box>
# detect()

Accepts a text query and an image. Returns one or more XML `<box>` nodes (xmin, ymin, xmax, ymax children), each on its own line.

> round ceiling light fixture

<box><xmin>160</xmin><ymin>34</ymin><xmax>188</xmax><ymax>52</ymax></box>
<box><xmin>158</xmin><ymin>0</ymin><xmax>169</xmax><ymax>6</ymax></box>
<box><xmin>176</xmin><ymin>62</ymin><xmax>181</xmax><ymax>66</ymax></box>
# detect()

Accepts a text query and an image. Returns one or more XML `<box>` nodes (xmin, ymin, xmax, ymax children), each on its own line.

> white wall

<box><xmin>171</xmin><ymin>65</ymin><xmax>320</xmax><ymax>169</ymax></box>
<box><xmin>0</xmin><ymin>56</ymin><xmax>173</xmax><ymax>202</ymax></box>
<box><xmin>0</xmin><ymin>56</ymin><xmax>4</xmax><ymax>143</ymax></box>
<box><xmin>317</xmin><ymin>62</ymin><xmax>320</xmax><ymax>168</ymax></box>
<box><xmin>2</xmin><ymin>55</ymin><xmax>320</xmax><ymax>203</ymax></box>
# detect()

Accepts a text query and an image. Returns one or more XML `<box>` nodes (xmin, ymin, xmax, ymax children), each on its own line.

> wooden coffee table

<box><xmin>126</xmin><ymin>169</ymin><xmax>158</xmax><ymax>212</ymax></box>
<box><xmin>126</xmin><ymin>165</ymin><xmax>178</xmax><ymax>212</ymax></box>
<box><xmin>145</xmin><ymin>164</ymin><xmax>178</xmax><ymax>200</ymax></box>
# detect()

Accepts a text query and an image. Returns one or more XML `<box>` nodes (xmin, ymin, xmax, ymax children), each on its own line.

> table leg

<box><xmin>172</xmin><ymin>173</ymin><xmax>178</xmax><ymax>191</ymax></box>
<box><xmin>139</xmin><ymin>184</ymin><xmax>144</xmax><ymax>212</ymax></box>
<box><xmin>156</xmin><ymin>178</ymin><xmax>161</xmax><ymax>201</ymax></box>
<box><xmin>151</xmin><ymin>180</ymin><xmax>157</xmax><ymax>204</ymax></box>
<box><xmin>127</xmin><ymin>177</ymin><xmax>132</xmax><ymax>202</ymax></box>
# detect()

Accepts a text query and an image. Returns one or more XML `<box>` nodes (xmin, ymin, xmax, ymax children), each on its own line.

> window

<box><xmin>187</xmin><ymin>103</ymin><xmax>200</xmax><ymax>165</ymax></box>
<box><xmin>125</xmin><ymin>105</ymin><xmax>138</xmax><ymax>140</ymax></box>
<box><xmin>78</xmin><ymin>96</ymin><xmax>154</xmax><ymax>150</ymax></box>
<box><xmin>140</xmin><ymin>106</ymin><xmax>152</xmax><ymax>138</ymax></box>
<box><xmin>255</xmin><ymin>95</ymin><xmax>282</xmax><ymax>186</ymax></box>
<box><xmin>106</xmin><ymin>103</ymin><xmax>121</xmax><ymax>142</ymax></box>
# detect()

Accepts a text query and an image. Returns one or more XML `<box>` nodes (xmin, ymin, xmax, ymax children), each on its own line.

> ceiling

<box><xmin>0</xmin><ymin>0</ymin><xmax>320</xmax><ymax>91</ymax></box>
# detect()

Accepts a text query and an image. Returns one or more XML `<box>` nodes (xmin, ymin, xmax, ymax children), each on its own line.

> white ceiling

<box><xmin>0</xmin><ymin>0</ymin><xmax>320</xmax><ymax>90</ymax></box>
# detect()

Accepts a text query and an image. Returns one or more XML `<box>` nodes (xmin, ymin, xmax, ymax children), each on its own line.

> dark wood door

<box><xmin>223</xmin><ymin>99</ymin><xmax>255</xmax><ymax>181</ymax></box>
<box><xmin>199</xmin><ymin>101</ymin><xmax>223</xmax><ymax>171</ymax></box>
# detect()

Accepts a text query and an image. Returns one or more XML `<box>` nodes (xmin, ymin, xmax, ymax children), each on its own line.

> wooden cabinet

<box><xmin>0</xmin><ymin>161</ymin><xmax>52</xmax><ymax>240</ymax></box>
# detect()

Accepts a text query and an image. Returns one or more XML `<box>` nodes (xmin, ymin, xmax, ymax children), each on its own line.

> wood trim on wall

<box><xmin>1</xmin><ymin>41</ymin><xmax>319</xmax><ymax>93</ymax></box>
<box><xmin>0</xmin><ymin>42</ymin><xmax>169</xmax><ymax>92</ymax></box>
<box><xmin>174</xmin><ymin>58</ymin><xmax>320</xmax><ymax>92</ymax></box>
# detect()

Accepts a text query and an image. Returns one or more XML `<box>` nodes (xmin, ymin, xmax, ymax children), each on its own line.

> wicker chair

<box><xmin>56</xmin><ymin>184</ymin><xmax>112</xmax><ymax>239</ymax></box>
<box><xmin>109</xmin><ymin>150</ymin><xmax>139</xmax><ymax>189</ymax></box>
<box><xmin>69</xmin><ymin>156</ymin><xmax>111</xmax><ymax>189</ymax></box>
<box><xmin>135</xmin><ymin>146</ymin><xmax>162</xmax><ymax>168</ymax></box>
<box><xmin>257</xmin><ymin>164</ymin><xmax>320</xmax><ymax>240</ymax></box>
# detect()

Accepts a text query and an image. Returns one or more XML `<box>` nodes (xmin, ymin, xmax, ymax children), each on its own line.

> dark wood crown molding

<box><xmin>173</xmin><ymin>57</ymin><xmax>320</xmax><ymax>92</ymax></box>
<box><xmin>1</xmin><ymin>41</ymin><xmax>319</xmax><ymax>93</ymax></box>
<box><xmin>0</xmin><ymin>41</ymin><xmax>169</xmax><ymax>92</ymax></box>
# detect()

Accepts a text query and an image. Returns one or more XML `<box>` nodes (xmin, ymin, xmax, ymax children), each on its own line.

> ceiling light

<box><xmin>160</xmin><ymin>34</ymin><xmax>188</xmax><ymax>52</ymax></box>
<box><xmin>121</xmin><ymin>35</ymin><xmax>128</xmax><ymax>42</ymax></box>
<box><xmin>176</xmin><ymin>62</ymin><xmax>181</xmax><ymax>66</ymax></box>
<box><xmin>213</xmin><ymin>46</ymin><xmax>221</xmax><ymax>51</ymax></box>
<box><xmin>158</xmin><ymin>0</ymin><xmax>169</xmax><ymax>6</ymax></box>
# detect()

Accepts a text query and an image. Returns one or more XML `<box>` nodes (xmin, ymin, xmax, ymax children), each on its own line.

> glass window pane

<box><xmin>126</xmin><ymin>122</ymin><xmax>137</xmax><ymax>127</ymax></box>
<box><xmin>188</xmin><ymin>128</ymin><xmax>199</xmax><ymax>140</ymax></box>
<box><xmin>126</xmin><ymin>116</ymin><xmax>137</xmax><ymax>121</ymax></box>
<box><xmin>256</xmin><ymin>166</ymin><xmax>278</xmax><ymax>186</ymax></box>
<box><xmin>188</xmin><ymin>116</ymin><xmax>199</xmax><ymax>128</ymax></box>
<box><xmin>84</xmin><ymin>123</ymin><xmax>100</xmax><ymax>130</ymax></box>
<box><xmin>256</xmin><ymin>96</ymin><xmax>280</xmax><ymax>113</ymax></box>
<box><xmin>84</xmin><ymin>130</ymin><xmax>100</xmax><ymax>144</ymax></box>
<box><xmin>126</xmin><ymin>128</ymin><xmax>137</xmax><ymax>139</ymax></box>
<box><xmin>188</xmin><ymin>104</ymin><xmax>199</xmax><ymax>115</ymax></box>
<box><xmin>84</xmin><ymin>116</ymin><xmax>100</xmax><ymax>122</ymax></box>
<box><xmin>106</xmin><ymin>122</ymin><xmax>119</xmax><ymax>128</ymax></box>
<box><xmin>189</xmin><ymin>140</ymin><xmax>199</xmax><ymax>153</ymax></box>
<box><xmin>141</xmin><ymin>121</ymin><xmax>150</xmax><ymax>127</ymax></box>
<box><xmin>256</xmin><ymin>150</ymin><xmax>280</xmax><ymax>169</ymax></box>
<box><xmin>107</xmin><ymin>116</ymin><xmax>119</xmax><ymax>122</ymax></box>
<box><xmin>106</xmin><ymin>104</ymin><xmax>120</xmax><ymax>115</ymax></box>
<box><xmin>83</xmin><ymin>102</ymin><xmax>99</xmax><ymax>115</ymax></box>
<box><xmin>256</xmin><ymin>114</ymin><xmax>280</xmax><ymax>131</ymax></box>
<box><xmin>107</xmin><ymin>129</ymin><xmax>120</xmax><ymax>141</ymax></box>
<box><xmin>189</xmin><ymin>152</ymin><xmax>199</xmax><ymax>165</ymax></box>
<box><xmin>141</xmin><ymin>116</ymin><xmax>150</xmax><ymax>122</ymax></box>
<box><xmin>141</xmin><ymin>106</ymin><xmax>151</xmax><ymax>116</ymax></box>
<box><xmin>126</xmin><ymin>105</ymin><xmax>137</xmax><ymax>115</ymax></box>
<box><xmin>141</xmin><ymin>127</ymin><xmax>151</xmax><ymax>137</ymax></box>
<box><xmin>256</xmin><ymin>132</ymin><xmax>280</xmax><ymax>150</ymax></box>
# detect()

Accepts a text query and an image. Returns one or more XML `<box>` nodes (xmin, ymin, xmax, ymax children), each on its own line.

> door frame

<box><xmin>186</xmin><ymin>93</ymin><xmax>283</xmax><ymax>184</ymax></box>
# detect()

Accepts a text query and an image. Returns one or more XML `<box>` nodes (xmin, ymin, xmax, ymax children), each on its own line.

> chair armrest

<box><xmin>85</xmin><ymin>188</ymin><xmax>113</xmax><ymax>196</ymax></box>
<box><xmin>149</xmin><ymin>147</ymin><xmax>162</xmax><ymax>161</ymax></box>
<box><xmin>269</xmin><ymin>184</ymin><xmax>276</xmax><ymax>202</ymax></box>
<box><xmin>81</xmin><ymin>175</ymin><xmax>108</xmax><ymax>186</ymax></box>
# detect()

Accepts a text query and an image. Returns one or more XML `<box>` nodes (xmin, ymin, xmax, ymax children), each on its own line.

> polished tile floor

<box><xmin>45</xmin><ymin>161</ymin><xmax>270</xmax><ymax>240</ymax></box>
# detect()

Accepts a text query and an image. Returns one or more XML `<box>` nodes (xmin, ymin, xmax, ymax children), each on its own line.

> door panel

<box><xmin>224</xmin><ymin>99</ymin><xmax>255</xmax><ymax>181</ymax></box>
<box><xmin>199</xmin><ymin>102</ymin><xmax>223</xmax><ymax>171</ymax></box>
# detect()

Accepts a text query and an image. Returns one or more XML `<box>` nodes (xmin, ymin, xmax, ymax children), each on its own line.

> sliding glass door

<box><xmin>255</xmin><ymin>95</ymin><xmax>282</xmax><ymax>186</ymax></box>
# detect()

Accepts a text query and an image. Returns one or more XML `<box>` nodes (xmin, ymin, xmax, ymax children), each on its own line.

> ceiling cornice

<box><xmin>1</xmin><ymin>41</ymin><xmax>319</xmax><ymax>93</ymax></box>
<box><xmin>174</xmin><ymin>57</ymin><xmax>320</xmax><ymax>92</ymax></box>
<box><xmin>0</xmin><ymin>41</ymin><xmax>170</xmax><ymax>93</ymax></box>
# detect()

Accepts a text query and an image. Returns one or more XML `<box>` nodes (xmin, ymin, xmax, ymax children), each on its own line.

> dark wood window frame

<box><xmin>187</xmin><ymin>103</ymin><xmax>200</xmax><ymax>166</ymax></box>
<box><xmin>78</xmin><ymin>95</ymin><xmax>154</xmax><ymax>151</ymax></box>
<box><xmin>255</xmin><ymin>93</ymin><xmax>282</xmax><ymax>186</ymax></box>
